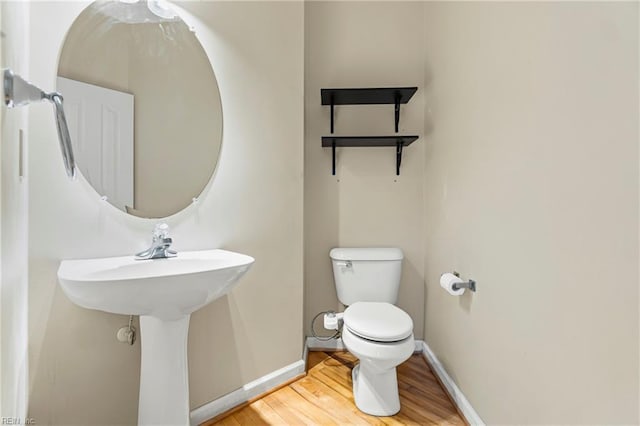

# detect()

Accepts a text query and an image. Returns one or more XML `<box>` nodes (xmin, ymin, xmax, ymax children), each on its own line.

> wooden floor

<box><xmin>204</xmin><ymin>351</ymin><xmax>466</xmax><ymax>425</ymax></box>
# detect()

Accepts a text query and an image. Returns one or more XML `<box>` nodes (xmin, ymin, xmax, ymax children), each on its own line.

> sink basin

<box><xmin>58</xmin><ymin>249</ymin><xmax>254</xmax><ymax>320</ymax></box>
<box><xmin>57</xmin><ymin>249</ymin><xmax>254</xmax><ymax>426</ymax></box>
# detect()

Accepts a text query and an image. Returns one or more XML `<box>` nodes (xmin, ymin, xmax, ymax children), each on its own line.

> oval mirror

<box><xmin>57</xmin><ymin>0</ymin><xmax>222</xmax><ymax>218</ymax></box>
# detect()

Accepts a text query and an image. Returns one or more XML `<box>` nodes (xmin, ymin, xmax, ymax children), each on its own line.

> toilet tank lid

<box><xmin>330</xmin><ymin>247</ymin><xmax>403</xmax><ymax>261</ymax></box>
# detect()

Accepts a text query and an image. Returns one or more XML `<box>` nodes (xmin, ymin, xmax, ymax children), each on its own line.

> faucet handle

<box><xmin>153</xmin><ymin>223</ymin><xmax>170</xmax><ymax>240</ymax></box>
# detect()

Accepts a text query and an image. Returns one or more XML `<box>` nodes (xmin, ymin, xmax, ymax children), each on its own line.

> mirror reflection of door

<box><xmin>58</xmin><ymin>77</ymin><xmax>134</xmax><ymax>212</ymax></box>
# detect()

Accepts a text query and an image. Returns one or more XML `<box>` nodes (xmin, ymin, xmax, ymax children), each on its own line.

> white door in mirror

<box><xmin>57</xmin><ymin>77</ymin><xmax>134</xmax><ymax>211</ymax></box>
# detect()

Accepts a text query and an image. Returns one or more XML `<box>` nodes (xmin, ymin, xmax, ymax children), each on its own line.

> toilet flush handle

<box><xmin>335</xmin><ymin>260</ymin><xmax>352</xmax><ymax>268</ymax></box>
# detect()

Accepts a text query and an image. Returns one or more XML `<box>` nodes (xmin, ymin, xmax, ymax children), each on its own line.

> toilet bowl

<box><xmin>329</xmin><ymin>247</ymin><xmax>414</xmax><ymax>416</ymax></box>
<box><xmin>341</xmin><ymin>301</ymin><xmax>415</xmax><ymax>416</ymax></box>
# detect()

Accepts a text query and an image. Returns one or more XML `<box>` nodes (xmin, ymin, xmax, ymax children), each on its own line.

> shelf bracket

<box><xmin>332</xmin><ymin>140</ymin><xmax>336</xmax><ymax>175</ymax></box>
<box><xmin>394</xmin><ymin>92</ymin><xmax>401</xmax><ymax>133</ymax></box>
<box><xmin>330</xmin><ymin>95</ymin><xmax>335</xmax><ymax>134</ymax></box>
<box><xmin>396</xmin><ymin>141</ymin><xmax>403</xmax><ymax>176</ymax></box>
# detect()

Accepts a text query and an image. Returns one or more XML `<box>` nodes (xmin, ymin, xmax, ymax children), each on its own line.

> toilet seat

<box><xmin>344</xmin><ymin>302</ymin><xmax>413</xmax><ymax>342</ymax></box>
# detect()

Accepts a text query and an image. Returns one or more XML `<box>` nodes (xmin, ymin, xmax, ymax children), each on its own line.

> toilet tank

<box><xmin>330</xmin><ymin>247</ymin><xmax>403</xmax><ymax>306</ymax></box>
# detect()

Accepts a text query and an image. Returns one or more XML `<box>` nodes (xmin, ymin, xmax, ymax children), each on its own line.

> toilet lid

<box><xmin>343</xmin><ymin>302</ymin><xmax>413</xmax><ymax>342</ymax></box>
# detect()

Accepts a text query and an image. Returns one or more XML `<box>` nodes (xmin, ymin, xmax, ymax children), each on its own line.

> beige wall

<box><xmin>17</xmin><ymin>1</ymin><xmax>640</xmax><ymax>424</ymax></box>
<box><xmin>0</xmin><ymin>1</ymin><xmax>30</xmax><ymax>419</ymax></box>
<box><xmin>28</xmin><ymin>1</ymin><xmax>303</xmax><ymax>425</ymax></box>
<box><xmin>304</xmin><ymin>2</ymin><xmax>426</xmax><ymax>338</ymax></box>
<box><xmin>423</xmin><ymin>2</ymin><xmax>639</xmax><ymax>423</ymax></box>
<box><xmin>58</xmin><ymin>12</ymin><xmax>222</xmax><ymax>218</ymax></box>
<box><xmin>58</xmin><ymin>12</ymin><xmax>130</xmax><ymax>92</ymax></box>
<box><xmin>128</xmin><ymin>22</ymin><xmax>222</xmax><ymax>217</ymax></box>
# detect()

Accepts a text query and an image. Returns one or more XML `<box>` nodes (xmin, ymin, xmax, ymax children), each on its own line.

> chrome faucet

<box><xmin>135</xmin><ymin>223</ymin><xmax>177</xmax><ymax>260</ymax></box>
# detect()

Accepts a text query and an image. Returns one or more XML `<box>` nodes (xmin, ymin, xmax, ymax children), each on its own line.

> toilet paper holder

<box><xmin>452</xmin><ymin>271</ymin><xmax>476</xmax><ymax>292</ymax></box>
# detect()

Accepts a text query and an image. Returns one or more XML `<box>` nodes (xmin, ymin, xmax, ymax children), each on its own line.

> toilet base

<box><xmin>342</xmin><ymin>326</ymin><xmax>414</xmax><ymax>417</ymax></box>
<box><xmin>352</xmin><ymin>362</ymin><xmax>401</xmax><ymax>416</ymax></box>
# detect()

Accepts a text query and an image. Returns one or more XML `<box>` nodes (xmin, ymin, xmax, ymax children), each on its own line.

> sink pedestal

<box><xmin>138</xmin><ymin>315</ymin><xmax>191</xmax><ymax>426</ymax></box>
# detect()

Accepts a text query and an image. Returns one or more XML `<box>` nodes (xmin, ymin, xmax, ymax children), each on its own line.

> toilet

<box><xmin>330</xmin><ymin>247</ymin><xmax>414</xmax><ymax>416</ymax></box>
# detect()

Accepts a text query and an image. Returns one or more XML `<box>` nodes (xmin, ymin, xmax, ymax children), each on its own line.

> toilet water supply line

<box><xmin>311</xmin><ymin>310</ymin><xmax>343</xmax><ymax>341</ymax></box>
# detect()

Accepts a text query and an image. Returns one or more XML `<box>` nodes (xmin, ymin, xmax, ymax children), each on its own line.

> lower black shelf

<box><xmin>321</xmin><ymin>136</ymin><xmax>418</xmax><ymax>147</ymax></box>
<box><xmin>321</xmin><ymin>136</ymin><xmax>419</xmax><ymax>175</ymax></box>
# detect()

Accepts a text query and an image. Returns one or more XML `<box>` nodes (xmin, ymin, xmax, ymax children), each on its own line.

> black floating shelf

<box><xmin>322</xmin><ymin>136</ymin><xmax>419</xmax><ymax>176</ymax></box>
<box><xmin>322</xmin><ymin>87</ymin><xmax>418</xmax><ymax>133</ymax></box>
<box><xmin>321</xmin><ymin>87</ymin><xmax>418</xmax><ymax>105</ymax></box>
<box><xmin>321</xmin><ymin>136</ymin><xmax>418</xmax><ymax>147</ymax></box>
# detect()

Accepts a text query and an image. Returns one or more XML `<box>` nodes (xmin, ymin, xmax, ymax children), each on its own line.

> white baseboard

<box><xmin>420</xmin><ymin>341</ymin><xmax>484</xmax><ymax>426</ymax></box>
<box><xmin>305</xmin><ymin>336</ymin><xmax>347</xmax><ymax>351</ymax></box>
<box><xmin>189</xmin><ymin>359</ymin><xmax>305</xmax><ymax>426</ymax></box>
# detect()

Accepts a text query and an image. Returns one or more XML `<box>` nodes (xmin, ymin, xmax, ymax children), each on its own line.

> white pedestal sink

<box><xmin>57</xmin><ymin>249</ymin><xmax>254</xmax><ymax>426</ymax></box>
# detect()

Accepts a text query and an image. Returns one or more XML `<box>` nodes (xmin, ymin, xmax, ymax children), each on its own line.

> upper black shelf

<box><xmin>321</xmin><ymin>87</ymin><xmax>418</xmax><ymax>106</ymax></box>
